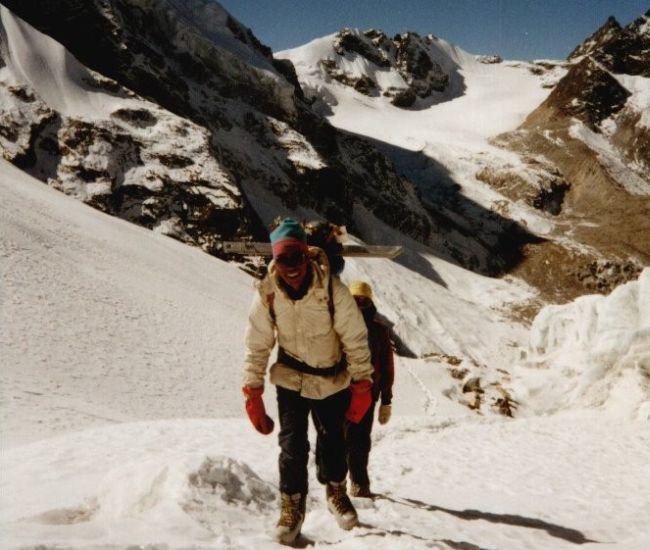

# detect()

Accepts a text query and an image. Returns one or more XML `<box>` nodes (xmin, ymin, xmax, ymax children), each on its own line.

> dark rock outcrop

<box><xmin>527</xmin><ymin>57</ymin><xmax>630</xmax><ymax>130</ymax></box>
<box><xmin>321</xmin><ymin>29</ymin><xmax>456</xmax><ymax>107</ymax></box>
<box><xmin>334</xmin><ymin>29</ymin><xmax>391</xmax><ymax>68</ymax></box>
<box><xmin>568</xmin><ymin>16</ymin><xmax>622</xmax><ymax>60</ymax></box>
<box><xmin>394</xmin><ymin>33</ymin><xmax>449</xmax><ymax>97</ymax></box>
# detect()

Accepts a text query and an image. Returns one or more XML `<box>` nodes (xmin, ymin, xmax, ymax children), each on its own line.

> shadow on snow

<box><xmin>376</xmin><ymin>494</ymin><xmax>597</xmax><ymax>545</ymax></box>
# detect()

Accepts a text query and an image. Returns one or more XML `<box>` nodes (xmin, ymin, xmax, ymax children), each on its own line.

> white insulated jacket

<box><xmin>243</xmin><ymin>248</ymin><xmax>373</xmax><ymax>399</ymax></box>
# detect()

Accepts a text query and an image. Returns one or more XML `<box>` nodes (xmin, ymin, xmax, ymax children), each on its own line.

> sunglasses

<box><xmin>275</xmin><ymin>250</ymin><xmax>307</xmax><ymax>267</ymax></box>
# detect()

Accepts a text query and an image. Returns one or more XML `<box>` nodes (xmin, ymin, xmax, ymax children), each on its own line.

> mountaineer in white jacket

<box><xmin>242</xmin><ymin>218</ymin><xmax>373</xmax><ymax>544</ymax></box>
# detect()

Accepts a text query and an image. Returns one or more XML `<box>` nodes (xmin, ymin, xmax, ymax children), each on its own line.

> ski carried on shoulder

<box><xmin>217</xmin><ymin>241</ymin><xmax>403</xmax><ymax>259</ymax></box>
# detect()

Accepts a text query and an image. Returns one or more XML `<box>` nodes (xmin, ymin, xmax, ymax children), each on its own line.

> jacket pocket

<box><xmin>302</xmin><ymin>298</ymin><xmax>334</xmax><ymax>336</ymax></box>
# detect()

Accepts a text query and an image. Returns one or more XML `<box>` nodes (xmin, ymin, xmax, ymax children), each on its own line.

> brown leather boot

<box><xmin>350</xmin><ymin>481</ymin><xmax>373</xmax><ymax>498</ymax></box>
<box><xmin>326</xmin><ymin>481</ymin><xmax>358</xmax><ymax>530</ymax></box>
<box><xmin>274</xmin><ymin>492</ymin><xmax>305</xmax><ymax>544</ymax></box>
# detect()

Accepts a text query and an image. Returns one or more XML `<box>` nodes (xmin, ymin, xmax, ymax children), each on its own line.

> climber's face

<box><xmin>274</xmin><ymin>246</ymin><xmax>308</xmax><ymax>290</ymax></box>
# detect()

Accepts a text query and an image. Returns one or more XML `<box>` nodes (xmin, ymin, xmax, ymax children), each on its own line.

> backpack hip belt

<box><xmin>277</xmin><ymin>347</ymin><xmax>346</xmax><ymax>377</ymax></box>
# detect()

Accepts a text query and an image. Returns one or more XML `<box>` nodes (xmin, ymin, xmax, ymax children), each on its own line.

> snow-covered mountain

<box><xmin>279</xmin><ymin>13</ymin><xmax>649</xmax><ymax>305</ymax></box>
<box><xmin>287</xmin><ymin>28</ymin><xmax>472</xmax><ymax>108</ymax></box>
<box><xmin>278</xmin><ymin>28</ymin><xmax>561</xmax><ymax>278</ymax></box>
<box><xmin>0</xmin><ymin>0</ymin><xmax>434</xmax><ymax>259</ymax></box>
<box><xmin>4</xmin><ymin>0</ymin><xmax>646</xmax><ymax>304</ymax></box>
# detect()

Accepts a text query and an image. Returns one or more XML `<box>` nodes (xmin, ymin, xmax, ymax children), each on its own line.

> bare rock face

<box><xmin>334</xmin><ymin>29</ymin><xmax>391</xmax><ymax>68</ymax></box>
<box><xmin>609</xmin><ymin>108</ymin><xmax>650</xmax><ymax>176</ymax></box>
<box><xmin>0</xmin><ymin>70</ymin><xmax>245</xmax><ymax>254</ymax></box>
<box><xmin>527</xmin><ymin>56</ymin><xmax>630</xmax><ymax>130</ymax></box>
<box><xmin>476</xmin><ymin>165</ymin><xmax>570</xmax><ymax>216</ymax></box>
<box><xmin>0</xmin><ymin>0</ymin><xmax>298</xmax><ymax>122</ymax></box>
<box><xmin>394</xmin><ymin>33</ymin><xmax>449</xmax><ymax>97</ymax></box>
<box><xmin>568</xmin><ymin>16</ymin><xmax>622</xmax><ymax>61</ymax></box>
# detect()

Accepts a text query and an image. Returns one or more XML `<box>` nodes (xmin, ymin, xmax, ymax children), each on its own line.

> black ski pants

<box><xmin>276</xmin><ymin>385</ymin><xmax>350</xmax><ymax>495</ymax></box>
<box><xmin>344</xmin><ymin>398</ymin><xmax>376</xmax><ymax>487</ymax></box>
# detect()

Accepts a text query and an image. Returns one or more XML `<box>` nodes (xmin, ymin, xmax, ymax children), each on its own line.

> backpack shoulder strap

<box><xmin>327</xmin><ymin>275</ymin><xmax>335</xmax><ymax>321</ymax></box>
<box><xmin>266</xmin><ymin>292</ymin><xmax>276</xmax><ymax>323</ymax></box>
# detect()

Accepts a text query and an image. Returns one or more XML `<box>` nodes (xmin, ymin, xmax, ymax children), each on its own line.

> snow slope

<box><xmin>2</xmin><ymin>160</ymin><xmax>650</xmax><ymax>550</ymax></box>
<box><xmin>0</xmin><ymin>159</ymin><xmax>251</xmax><ymax>447</ymax></box>
<box><xmin>0</xmin><ymin>5</ymin><xmax>136</xmax><ymax>119</ymax></box>
<box><xmin>3</xmin><ymin>415</ymin><xmax>649</xmax><ymax>550</ymax></box>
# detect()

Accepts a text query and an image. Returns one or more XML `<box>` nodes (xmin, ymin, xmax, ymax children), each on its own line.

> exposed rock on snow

<box><xmin>0</xmin><ymin>14</ymin><xmax>243</xmax><ymax>253</ymax></box>
<box><xmin>475</xmin><ymin>164</ymin><xmax>570</xmax><ymax>216</ymax></box>
<box><xmin>568</xmin><ymin>15</ymin><xmax>623</xmax><ymax>62</ymax></box>
<box><xmin>475</xmin><ymin>54</ymin><xmax>503</xmax><ymax>64</ymax></box>
<box><xmin>282</xmin><ymin>28</ymin><xmax>466</xmax><ymax>109</ymax></box>
<box><xmin>186</xmin><ymin>456</ymin><xmax>276</xmax><ymax>509</ymax></box>
<box><xmin>526</xmin><ymin>57</ymin><xmax>631</xmax><ymax>131</ymax></box>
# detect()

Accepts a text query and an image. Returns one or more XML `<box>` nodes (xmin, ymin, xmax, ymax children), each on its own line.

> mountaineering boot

<box><xmin>274</xmin><ymin>492</ymin><xmax>305</xmax><ymax>544</ymax></box>
<box><xmin>326</xmin><ymin>481</ymin><xmax>358</xmax><ymax>530</ymax></box>
<box><xmin>350</xmin><ymin>481</ymin><xmax>373</xmax><ymax>498</ymax></box>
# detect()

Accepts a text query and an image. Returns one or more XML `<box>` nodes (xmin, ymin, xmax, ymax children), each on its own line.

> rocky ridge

<box><xmin>568</xmin><ymin>10</ymin><xmax>650</xmax><ymax>77</ymax></box>
<box><xmin>0</xmin><ymin>0</ymin><xmax>434</xmax><ymax>259</ymax></box>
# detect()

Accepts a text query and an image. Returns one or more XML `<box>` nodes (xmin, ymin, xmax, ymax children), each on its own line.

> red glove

<box><xmin>243</xmin><ymin>386</ymin><xmax>274</xmax><ymax>435</ymax></box>
<box><xmin>346</xmin><ymin>379</ymin><xmax>373</xmax><ymax>423</ymax></box>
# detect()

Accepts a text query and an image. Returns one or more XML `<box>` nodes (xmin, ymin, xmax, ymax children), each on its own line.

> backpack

<box><xmin>304</xmin><ymin>220</ymin><xmax>346</xmax><ymax>276</ymax></box>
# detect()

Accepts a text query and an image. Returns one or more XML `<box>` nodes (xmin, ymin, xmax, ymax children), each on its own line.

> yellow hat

<box><xmin>349</xmin><ymin>280</ymin><xmax>373</xmax><ymax>299</ymax></box>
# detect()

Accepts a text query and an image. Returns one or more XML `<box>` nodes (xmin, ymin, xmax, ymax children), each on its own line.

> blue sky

<box><xmin>217</xmin><ymin>0</ymin><xmax>648</xmax><ymax>60</ymax></box>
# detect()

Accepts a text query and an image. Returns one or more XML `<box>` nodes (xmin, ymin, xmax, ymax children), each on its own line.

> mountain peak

<box><xmin>567</xmin><ymin>10</ymin><xmax>650</xmax><ymax>77</ymax></box>
<box><xmin>568</xmin><ymin>15</ymin><xmax>621</xmax><ymax>60</ymax></box>
<box><xmin>283</xmin><ymin>27</ymin><xmax>472</xmax><ymax>109</ymax></box>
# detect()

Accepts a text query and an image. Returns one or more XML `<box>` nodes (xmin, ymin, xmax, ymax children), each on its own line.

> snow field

<box><xmin>2</xmin><ymin>415</ymin><xmax>649</xmax><ymax>549</ymax></box>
